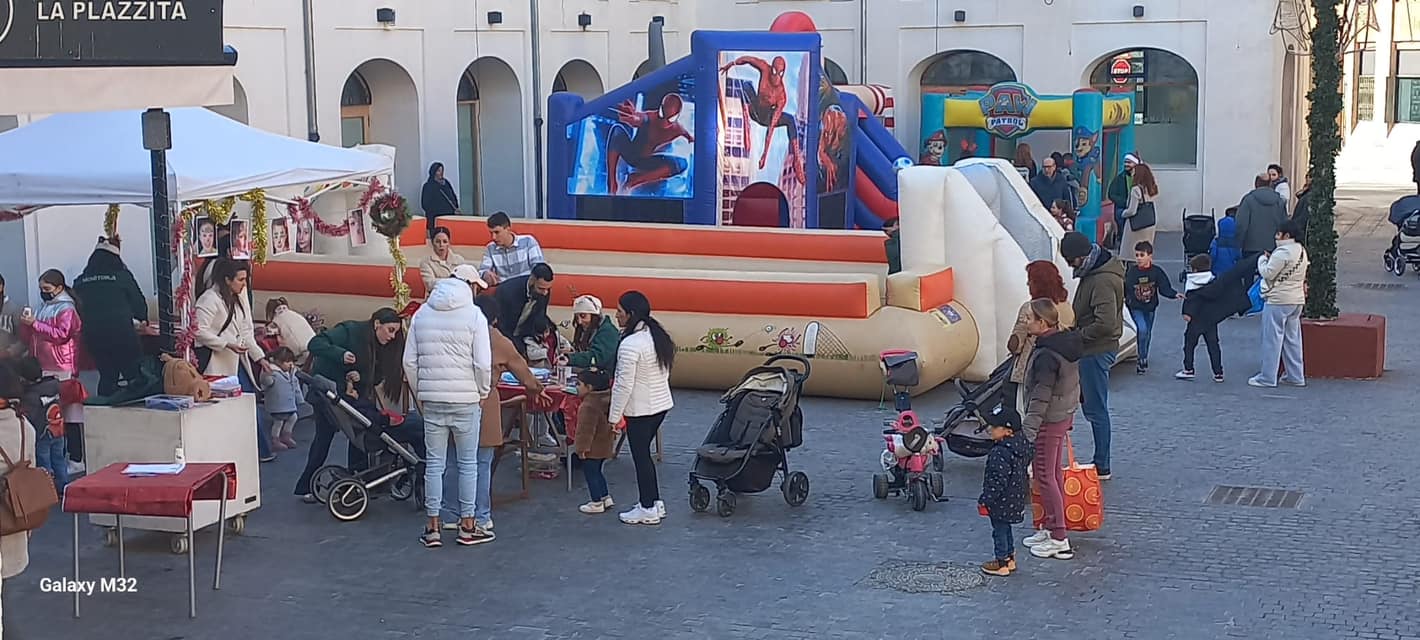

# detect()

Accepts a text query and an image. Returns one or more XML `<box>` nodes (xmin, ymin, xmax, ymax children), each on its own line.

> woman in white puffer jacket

<box><xmin>403</xmin><ymin>265</ymin><xmax>493</xmax><ymax>547</ymax></box>
<box><xmin>609</xmin><ymin>290</ymin><xmax>676</xmax><ymax>526</ymax></box>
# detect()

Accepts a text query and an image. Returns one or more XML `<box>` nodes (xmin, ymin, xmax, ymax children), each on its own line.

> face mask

<box><xmin>40</xmin><ymin>291</ymin><xmax>55</xmax><ymax>302</ymax></box>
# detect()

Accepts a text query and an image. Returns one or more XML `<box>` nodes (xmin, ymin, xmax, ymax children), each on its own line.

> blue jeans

<box><xmin>474</xmin><ymin>446</ymin><xmax>495</xmax><ymax>524</ymax></box>
<box><xmin>238</xmin><ymin>367</ymin><xmax>272</xmax><ymax>460</ymax></box>
<box><xmin>422</xmin><ymin>401</ymin><xmax>482</xmax><ymax>518</ymax></box>
<box><xmin>1079</xmin><ymin>351</ymin><xmax>1116</xmax><ymax>472</ymax></box>
<box><xmin>990</xmin><ymin>518</ymin><xmax>1014</xmax><ymax>561</ymax></box>
<box><xmin>1257</xmin><ymin>303</ymin><xmax>1305</xmax><ymax>386</ymax></box>
<box><xmin>35</xmin><ymin>431</ymin><xmax>68</xmax><ymax>494</ymax></box>
<box><xmin>583</xmin><ymin>458</ymin><xmax>608</xmax><ymax>502</ymax></box>
<box><xmin>1129</xmin><ymin>309</ymin><xmax>1155</xmax><ymax>365</ymax></box>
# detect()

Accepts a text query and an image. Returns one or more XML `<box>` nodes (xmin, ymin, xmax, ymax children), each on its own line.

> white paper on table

<box><xmin>122</xmin><ymin>462</ymin><xmax>187</xmax><ymax>475</ymax></box>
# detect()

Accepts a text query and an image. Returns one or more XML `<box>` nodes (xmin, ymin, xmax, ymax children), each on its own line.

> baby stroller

<box><xmin>1180</xmin><ymin>208</ymin><xmax>1218</xmax><ymax>283</ymax></box>
<box><xmin>1383</xmin><ymin>195</ymin><xmax>1420</xmax><ymax>276</ymax></box>
<box><xmin>302</xmin><ymin>373</ymin><xmax>425</xmax><ymax>522</ymax></box>
<box><xmin>937</xmin><ymin>355</ymin><xmax>1019</xmax><ymax>459</ymax></box>
<box><xmin>689</xmin><ymin>355</ymin><xmax>811</xmax><ymax>518</ymax></box>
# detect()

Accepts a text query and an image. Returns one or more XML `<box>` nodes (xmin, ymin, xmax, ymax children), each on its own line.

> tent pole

<box><xmin>144</xmin><ymin>109</ymin><xmax>176</xmax><ymax>354</ymax></box>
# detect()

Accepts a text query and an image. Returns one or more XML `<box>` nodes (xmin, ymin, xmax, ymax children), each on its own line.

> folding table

<box><xmin>62</xmin><ymin>462</ymin><xmax>237</xmax><ymax>618</ymax></box>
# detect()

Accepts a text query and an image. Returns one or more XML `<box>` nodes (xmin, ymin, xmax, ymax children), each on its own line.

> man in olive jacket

<box><xmin>1059</xmin><ymin>231</ymin><xmax>1125</xmax><ymax>480</ymax></box>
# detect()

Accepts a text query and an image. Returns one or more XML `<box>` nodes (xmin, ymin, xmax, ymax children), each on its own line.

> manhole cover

<box><xmin>1206</xmin><ymin>485</ymin><xmax>1304</xmax><ymax>509</ymax></box>
<box><xmin>1353</xmin><ymin>282</ymin><xmax>1406</xmax><ymax>290</ymax></box>
<box><xmin>863</xmin><ymin>560</ymin><xmax>983</xmax><ymax>594</ymax></box>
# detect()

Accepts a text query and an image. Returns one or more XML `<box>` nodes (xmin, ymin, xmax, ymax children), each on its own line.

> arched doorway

<box><xmin>919</xmin><ymin>50</ymin><xmax>1016</xmax><ymax>96</ymax></box>
<box><xmin>730</xmin><ymin>183</ymin><xmax>788</xmax><ymax>227</ymax></box>
<box><xmin>1088</xmin><ymin>49</ymin><xmax>1198</xmax><ymax>166</ymax></box>
<box><xmin>341</xmin><ymin>60</ymin><xmax>421</xmax><ymax>195</ymax></box>
<box><xmin>633</xmin><ymin>60</ymin><xmax>656</xmax><ymax>80</ymax></box>
<box><xmin>458</xmin><ymin>57</ymin><xmax>525</xmax><ymax>217</ymax></box>
<box><xmin>823</xmin><ymin>58</ymin><xmax>850</xmax><ymax>86</ymax></box>
<box><xmin>209</xmin><ymin>78</ymin><xmax>249</xmax><ymax>124</ymax></box>
<box><xmin>553</xmin><ymin>59</ymin><xmax>604</xmax><ymax>98</ymax></box>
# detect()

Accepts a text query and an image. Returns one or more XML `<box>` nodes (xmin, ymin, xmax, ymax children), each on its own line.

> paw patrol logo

<box><xmin>978</xmin><ymin>83</ymin><xmax>1039</xmax><ymax>140</ymax></box>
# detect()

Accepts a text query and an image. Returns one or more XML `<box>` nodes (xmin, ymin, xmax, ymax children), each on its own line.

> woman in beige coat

<box><xmin>1119</xmin><ymin>163</ymin><xmax>1160</xmax><ymax>261</ymax></box>
<box><xmin>1006</xmin><ymin>261</ymin><xmax>1075</xmax><ymax>412</ymax></box>
<box><xmin>0</xmin><ymin>367</ymin><xmax>35</xmax><ymax>635</ymax></box>
<box><xmin>418</xmin><ymin>227</ymin><xmax>468</xmax><ymax>294</ymax></box>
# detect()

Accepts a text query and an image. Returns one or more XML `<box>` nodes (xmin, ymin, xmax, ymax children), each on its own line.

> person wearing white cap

<box><xmin>560</xmin><ymin>294</ymin><xmax>621</xmax><ymax>373</ymax></box>
<box><xmin>1107</xmin><ymin>153</ymin><xmax>1141</xmax><ymax>248</ymax></box>
<box><xmin>404</xmin><ymin>262</ymin><xmax>493</xmax><ymax>548</ymax></box>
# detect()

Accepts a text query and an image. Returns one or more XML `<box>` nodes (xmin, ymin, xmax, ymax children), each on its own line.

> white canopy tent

<box><xmin>0</xmin><ymin>107</ymin><xmax>392</xmax><ymax>208</ymax></box>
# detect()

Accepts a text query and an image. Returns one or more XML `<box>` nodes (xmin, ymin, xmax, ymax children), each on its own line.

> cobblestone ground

<box><xmin>5</xmin><ymin>193</ymin><xmax>1418</xmax><ymax>639</ymax></box>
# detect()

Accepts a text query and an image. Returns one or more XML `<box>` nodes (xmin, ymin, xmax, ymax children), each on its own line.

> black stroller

<box><xmin>937</xmin><ymin>355</ymin><xmax>1019</xmax><ymax>459</ymax></box>
<box><xmin>689</xmin><ymin>355</ymin><xmax>811</xmax><ymax>517</ymax></box>
<box><xmin>1180</xmin><ymin>208</ymin><xmax>1218</xmax><ymax>283</ymax></box>
<box><xmin>302</xmin><ymin>373</ymin><xmax>425</xmax><ymax>522</ymax></box>
<box><xmin>1384</xmin><ymin>195</ymin><xmax>1420</xmax><ymax>276</ymax></box>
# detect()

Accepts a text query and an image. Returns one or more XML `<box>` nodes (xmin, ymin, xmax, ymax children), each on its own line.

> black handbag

<box><xmin>1129</xmin><ymin>199</ymin><xmax>1156</xmax><ymax>231</ymax></box>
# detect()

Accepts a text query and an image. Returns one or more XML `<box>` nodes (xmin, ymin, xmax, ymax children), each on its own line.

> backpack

<box><xmin>0</xmin><ymin>406</ymin><xmax>60</xmax><ymax>535</ymax></box>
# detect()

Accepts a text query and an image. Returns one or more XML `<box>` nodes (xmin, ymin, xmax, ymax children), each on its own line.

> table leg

<box><xmin>72</xmin><ymin>513</ymin><xmax>80</xmax><ymax>619</ymax></box>
<box><xmin>214</xmin><ymin>471</ymin><xmax>227</xmax><ymax>590</ymax></box>
<box><xmin>116</xmin><ymin>514</ymin><xmax>125</xmax><ymax>578</ymax></box>
<box><xmin>187</xmin><ymin>516</ymin><xmax>196</xmax><ymax>618</ymax></box>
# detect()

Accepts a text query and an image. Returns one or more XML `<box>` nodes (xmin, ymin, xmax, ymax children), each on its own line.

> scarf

<box><xmin>1073</xmin><ymin>244</ymin><xmax>1103</xmax><ymax>279</ymax></box>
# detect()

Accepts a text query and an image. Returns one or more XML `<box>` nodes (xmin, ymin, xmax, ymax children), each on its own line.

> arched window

<box><xmin>633</xmin><ymin>60</ymin><xmax>656</xmax><ymax>80</ymax></box>
<box><xmin>1090</xmin><ymin>49</ymin><xmax>1199</xmax><ymax>166</ymax></box>
<box><xmin>552</xmin><ymin>73</ymin><xmax>567</xmax><ymax>93</ymax></box>
<box><xmin>458</xmin><ymin>70</ymin><xmax>480</xmax><ymax>102</ymax></box>
<box><xmin>823</xmin><ymin>58</ymin><xmax>850</xmax><ymax>85</ymax></box>
<box><xmin>920</xmin><ymin>50</ymin><xmax>1016</xmax><ymax>95</ymax></box>
<box><xmin>341</xmin><ymin>72</ymin><xmax>372</xmax><ymax>107</ymax></box>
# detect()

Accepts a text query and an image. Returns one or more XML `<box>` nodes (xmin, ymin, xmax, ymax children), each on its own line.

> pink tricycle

<box><xmin>871</xmin><ymin>351</ymin><xmax>946</xmax><ymax>511</ymax></box>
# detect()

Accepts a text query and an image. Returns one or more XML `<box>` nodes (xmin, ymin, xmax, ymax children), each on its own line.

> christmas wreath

<box><xmin>369</xmin><ymin>191</ymin><xmax>413</xmax><ymax>238</ymax></box>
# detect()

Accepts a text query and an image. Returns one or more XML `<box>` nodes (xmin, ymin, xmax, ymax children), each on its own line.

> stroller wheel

<box><xmin>689</xmin><ymin>483</ymin><xmax>712</xmax><ymax>513</ymax></box>
<box><xmin>715</xmin><ymin>492</ymin><xmax>737</xmax><ymax>518</ymax></box>
<box><xmin>782</xmin><ymin>471</ymin><xmax>810</xmax><ymax>507</ymax></box>
<box><xmin>327</xmin><ymin>478</ymin><xmax>369</xmax><ymax>521</ymax></box>
<box><xmin>391</xmin><ymin>473</ymin><xmax>417</xmax><ymax>501</ymax></box>
<box><xmin>1397</xmin><ymin>260</ymin><xmax>1408</xmax><ymax>277</ymax></box>
<box><xmin>872</xmin><ymin>473</ymin><xmax>890</xmax><ymax>500</ymax></box>
<box><xmin>908</xmin><ymin>479</ymin><xmax>929</xmax><ymax>512</ymax></box>
<box><xmin>312</xmin><ymin>465</ymin><xmax>353</xmax><ymax>504</ymax></box>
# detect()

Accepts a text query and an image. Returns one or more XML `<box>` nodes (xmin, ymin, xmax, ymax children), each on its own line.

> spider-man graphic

<box><xmin>720</xmin><ymin>55</ymin><xmax>806</xmax><ymax>184</ymax></box>
<box><xmin>606</xmin><ymin>93</ymin><xmax>695</xmax><ymax>194</ymax></box>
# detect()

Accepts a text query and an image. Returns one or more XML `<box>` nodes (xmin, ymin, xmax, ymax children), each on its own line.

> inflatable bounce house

<box><xmin>546</xmin><ymin>12</ymin><xmax>910</xmax><ymax>231</ymax></box>
<box><xmin>250</xmin><ymin>13</ymin><xmax>1134</xmax><ymax>399</ymax></box>
<box><xmin>920</xmin><ymin>83</ymin><xmax>1135</xmax><ymax>243</ymax></box>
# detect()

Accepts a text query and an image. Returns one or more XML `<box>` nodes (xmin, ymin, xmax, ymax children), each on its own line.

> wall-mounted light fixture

<box><xmin>578</xmin><ymin>12</ymin><xmax>592</xmax><ymax>29</ymax></box>
<box><xmin>953</xmin><ymin>10</ymin><xmax>967</xmax><ymax>23</ymax></box>
<box><xmin>1132</xmin><ymin>5</ymin><xmax>1145</xmax><ymax>18</ymax></box>
<box><xmin>487</xmin><ymin>11</ymin><xmax>503</xmax><ymax>25</ymax></box>
<box><xmin>375</xmin><ymin>7</ymin><xmax>396</xmax><ymax>26</ymax></box>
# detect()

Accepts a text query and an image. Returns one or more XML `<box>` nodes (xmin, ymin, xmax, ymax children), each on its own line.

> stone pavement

<box><xmin>5</xmin><ymin>205</ymin><xmax>1419</xmax><ymax>639</ymax></box>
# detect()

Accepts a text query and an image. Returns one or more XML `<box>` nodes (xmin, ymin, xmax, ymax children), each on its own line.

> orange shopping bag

<box><xmin>1031</xmin><ymin>435</ymin><xmax>1104</xmax><ymax>532</ymax></box>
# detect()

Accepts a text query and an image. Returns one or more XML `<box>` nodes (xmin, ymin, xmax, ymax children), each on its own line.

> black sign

<box><xmin>0</xmin><ymin>1</ymin><xmax>225</xmax><ymax>67</ymax></box>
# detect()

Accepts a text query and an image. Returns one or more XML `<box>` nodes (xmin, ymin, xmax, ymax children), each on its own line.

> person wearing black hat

<box><xmin>1058</xmin><ymin>231</ymin><xmax>1124</xmax><ymax>480</ymax></box>
<box><xmin>73</xmin><ymin>236</ymin><xmax>150</xmax><ymax>396</ymax></box>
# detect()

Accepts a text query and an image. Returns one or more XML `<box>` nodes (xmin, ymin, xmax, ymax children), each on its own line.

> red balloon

<box><xmin>769</xmin><ymin>11</ymin><xmax>818</xmax><ymax>33</ymax></box>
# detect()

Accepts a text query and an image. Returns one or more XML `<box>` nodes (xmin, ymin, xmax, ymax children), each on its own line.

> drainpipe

<box><xmin>529</xmin><ymin>0</ymin><xmax>546</xmax><ymax>218</ymax></box>
<box><xmin>858</xmin><ymin>0</ymin><xmax>867</xmax><ymax>83</ymax></box>
<box><xmin>302</xmin><ymin>0</ymin><xmax>320</xmax><ymax>142</ymax></box>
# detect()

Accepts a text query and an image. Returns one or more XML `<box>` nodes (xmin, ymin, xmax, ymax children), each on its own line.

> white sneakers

<box><xmin>579</xmin><ymin>496</ymin><xmax>615</xmax><ymax>514</ymax></box>
<box><xmin>619</xmin><ymin>504</ymin><xmax>662</xmax><ymax>525</ymax></box>
<box><xmin>1028</xmin><ymin>536</ymin><xmax>1074</xmax><ymax>559</ymax></box>
<box><xmin>1022</xmin><ymin>529</ymin><xmax>1052</xmax><ymax>547</ymax></box>
<box><xmin>654</xmin><ymin>500</ymin><xmax>667</xmax><ymax>519</ymax></box>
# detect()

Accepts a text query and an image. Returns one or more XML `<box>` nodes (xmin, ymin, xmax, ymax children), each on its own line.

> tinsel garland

<box><xmin>238</xmin><ymin>189</ymin><xmax>269</xmax><ymax>264</ymax></box>
<box><xmin>103</xmin><ymin>204</ymin><xmax>120</xmax><ymax>237</ymax></box>
<box><xmin>201</xmin><ymin>197</ymin><xmax>237</xmax><ymax>225</ymax></box>
<box><xmin>388</xmin><ymin>236</ymin><xmax>411</xmax><ymax>309</ymax></box>
<box><xmin>286</xmin><ymin>197</ymin><xmax>349</xmax><ymax>237</ymax></box>
<box><xmin>172</xmin><ymin>209</ymin><xmax>201</xmax><ymax>360</ymax></box>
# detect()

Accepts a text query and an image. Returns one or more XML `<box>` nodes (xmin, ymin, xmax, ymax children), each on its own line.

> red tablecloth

<box><xmin>497</xmin><ymin>383</ymin><xmax>566</xmax><ymax>413</ymax></box>
<box><xmin>63</xmin><ymin>462</ymin><xmax>238</xmax><ymax>518</ymax></box>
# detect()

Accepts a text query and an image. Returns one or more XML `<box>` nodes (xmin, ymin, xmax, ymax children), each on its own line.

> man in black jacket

<box><xmin>1029</xmin><ymin>156</ymin><xmax>1073</xmax><ymax>210</ymax></box>
<box><xmin>73</xmin><ymin>236</ymin><xmax>150</xmax><ymax>396</ymax></box>
<box><xmin>493</xmin><ymin>262</ymin><xmax>554</xmax><ymax>340</ymax></box>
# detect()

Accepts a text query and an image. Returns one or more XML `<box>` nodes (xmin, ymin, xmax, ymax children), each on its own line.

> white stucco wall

<box><xmin>4</xmin><ymin>0</ymin><xmax>1285</xmax><ymax>230</ymax></box>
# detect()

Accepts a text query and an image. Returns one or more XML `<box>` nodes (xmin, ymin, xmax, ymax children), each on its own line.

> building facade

<box><xmin>1338</xmin><ymin>0</ymin><xmax>1420</xmax><ymax>185</ymax></box>
<box><xmin>2</xmin><ymin>0</ymin><xmax>1291</xmax><ymax>227</ymax></box>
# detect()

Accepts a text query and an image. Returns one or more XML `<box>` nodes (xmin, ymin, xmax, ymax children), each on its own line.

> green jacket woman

<box><xmin>565</xmin><ymin>296</ymin><xmax>620</xmax><ymax>373</ymax></box>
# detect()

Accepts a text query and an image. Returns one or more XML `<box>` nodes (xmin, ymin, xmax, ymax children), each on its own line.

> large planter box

<box><xmin>1299</xmin><ymin>313</ymin><xmax>1386</xmax><ymax>379</ymax></box>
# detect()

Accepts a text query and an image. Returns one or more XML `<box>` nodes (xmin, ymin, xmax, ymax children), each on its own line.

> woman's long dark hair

<box><xmin>209</xmin><ymin>258</ymin><xmax>250</xmax><ymax>320</ymax></box>
<box><xmin>618</xmin><ymin>291</ymin><xmax>675</xmax><ymax>371</ymax></box>
<box><xmin>572</xmin><ymin>314</ymin><xmax>603</xmax><ymax>352</ymax></box>
<box><xmin>38</xmin><ymin>269</ymin><xmax>78</xmax><ymax>312</ymax></box>
<box><xmin>368</xmin><ymin>307</ymin><xmax>406</xmax><ymax>399</ymax></box>
<box><xmin>426</xmin><ymin>162</ymin><xmax>444</xmax><ymax>182</ymax></box>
